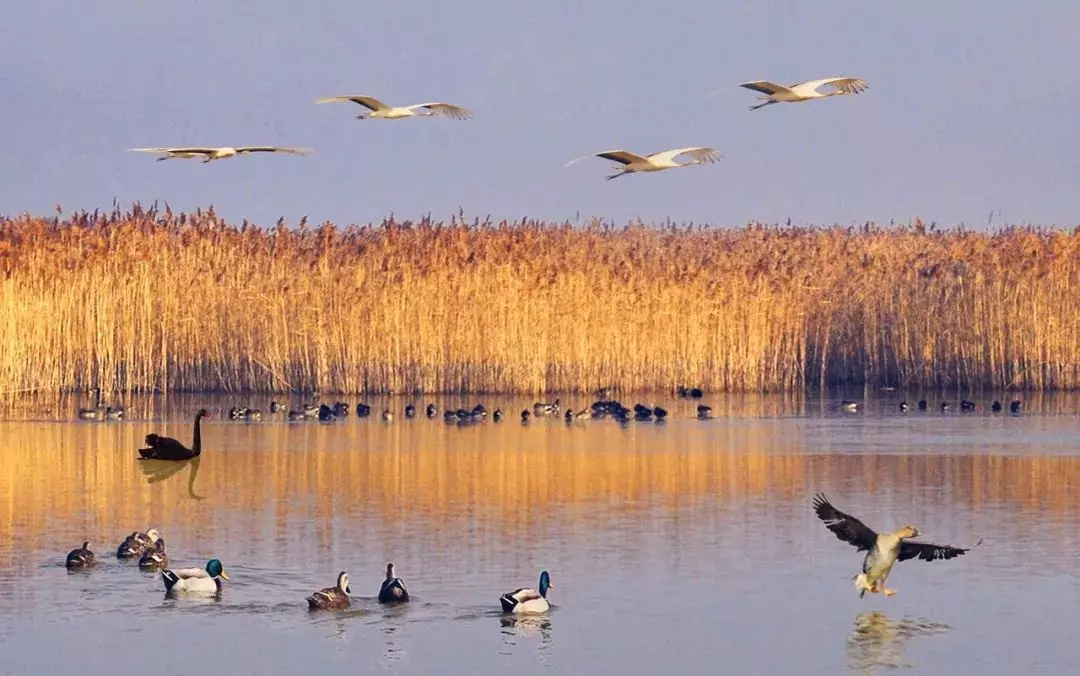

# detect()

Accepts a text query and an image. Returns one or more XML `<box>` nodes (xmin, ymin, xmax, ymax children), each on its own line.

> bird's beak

<box><xmin>219</xmin><ymin>570</ymin><xmax>230</xmax><ymax>580</ymax></box>
<box><xmin>547</xmin><ymin>582</ymin><xmax>554</xmax><ymax>589</ymax></box>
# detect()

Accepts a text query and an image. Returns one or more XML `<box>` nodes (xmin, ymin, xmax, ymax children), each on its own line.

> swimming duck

<box><xmin>162</xmin><ymin>559</ymin><xmax>230</xmax><ymax>595</ymax></box>
<box><xmin>270</xmin><ymin>401</ymin><xmax>284</xmax><ymax>413</ymax></box>
<box><xmin>287</xmin><ymin>410</ymin><xmax>307</xmax><ymax>421</ymax></box>
<box><xmin>493</xmin><ymin>408</ymin><xmax>503</xmax><ymax>422</ymax></box>
<box><xmin>697</xmin><ymin>404</ymin><xmax>712</xmax><ymax>420</ymax></box>
<box><xmin>1010</xmin><ymin>400</ymin><xmax>1022</xmax><ymax>414</ymax></box>
<box><xmin>77</xmin><ymin>387</ymin><xmax>105</xmax><ymax>420</ymax></box>
<box><xmin>500</xmin><ymin>570</ymin><xmax>552</xmax><ymax>614</ymax></box>
<box><xmin>66</xmin><ymin>541</ymin><xmax>95</xmax><ymax>569</ymax></box>
<box><xmin>117</xmin><ymin>528</ymin><xmax>160</xmax><ymax>559</ymax></box>
<box><xmin>306</xmin><ymin>571</ymin><xmax>351</xmax><ymax>610</ymax></box>
<box><xmin>990</xmin><ymin>400</ymin><xmax>1002</xmax><ymax>413</ymax></box>
<box><xmin>841</xmin><ymin>400</ymin><xmax>859</xmax><ymax>413</ymax></box>
<box><xmin>382</xmin><ymin>409</ymin><xmax>394</xmax><ymax>422</ymax></box>
<box><xmin>356</xmin><ymin>403</ymin><xmax>372</xmax><ymax>417</ymax></box>
<box><xmin>378</xmin><ymin>563</ymin><xmax>410</xmax><ymax>604</ymax></box>
<box><xmin>425</xmin><ymin>403</ymin><xmax>437</xmax><ymax>418</ymax></box>
<box><xmin>520</xmin><ymin>409</ymin><xmax>531</xmax><ymax>423</ymax></box>
<box><xmin>332</xmin><ymin>402</ymin><xmax>350</xmax><ymax>418</ymax></box>
<box><xmin>404</xmin><ymin>404</ymin><xmax>417</xmax><ymax>419</ymax></box>
<box><xmin>917</xmin><ymin>400</ymin><xmax>927</xmax><ymax>411</ymax></box>
<box><xmin>960</xmin><ymin>400</ymin><xmax>975</xmax><ymax>412</ymax></box>
<box><xmin>812</xmin><ymin>492</ymin><xmax>981</xmax><ymax>598</ymax></box>
<box><xmin>898</xmin><ymin>401</ymin><xmax>908</xmax><ymax>413</ymax></box>
<box><xmin>105</xmin><ymin>406</ymin><xmax>124</xmax><ymax>421</ymax></box>
<box><xmin>533</xmin><ymin>399</ymin><xmax>560</xmax><ymax>416</ymax></box>
<box><xmin>138</xmin><ymin>410</ymin><xmax>208</xmax><ymax>461</ymax></box>
<box><xmin>138</xmin><ymin>538</ymin><xmax>169</xmax><ymax>571</ymax></box>
<box><xmin>653</xmin><ymin>406</ymin><xmax>668</xmax><ymax>421</ymax></box>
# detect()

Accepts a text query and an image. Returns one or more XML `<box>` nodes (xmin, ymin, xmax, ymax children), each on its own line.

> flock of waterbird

<box><xmin>64</xmin><ymin>528</ymin><xmax>553</xmax><ymax>614</ymax></box>
<box><xmin>68</xmin><ymin>381</ymin><xmax>993</xmax><ymax>607</ymax></box>
<box><xmin>125</xmin><ymin>77</ymin><xmax>869</xmax><ymax>179</ymax></box>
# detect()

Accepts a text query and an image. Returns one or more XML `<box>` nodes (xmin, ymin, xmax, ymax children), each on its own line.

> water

<box><xmin>1</xmin><ymin>392</ymin><xmax>1078</xmax><ymax>675</ymax></box>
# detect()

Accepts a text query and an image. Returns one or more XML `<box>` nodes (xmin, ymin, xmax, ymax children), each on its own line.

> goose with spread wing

<box><xmin>316</xmin><ymin>95</ymin><xmax>472</xmax><ymax>120</ymax></box>
<box><xmin>128</xmin><ymin>146</ymin><xmax>311</xmax><ymax>163</ymax></box>
<box><xmin>565</xmin><ymin>147</ymin><xmax>722</xmax><ymax>181</ymax></box>
<box><xmin>138</xmin><ymin>409</ymin><xmax>208</xmax><ymax>461</ymax></box>
<box><xmin>812</xmin><ymin>492</ymin><xmax>981</xmax><ymax>598</ymax></box>
<box><xmin>739</xmin><ymin>77</ymin><xmax>869</xmax><ymax>111</ymax></box>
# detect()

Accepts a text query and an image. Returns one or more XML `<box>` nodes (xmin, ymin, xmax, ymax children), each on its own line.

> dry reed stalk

<box><xmin>1</xmin><ymin>206</ymin><xmax>1079</xmax><ymax>395</ymax></box>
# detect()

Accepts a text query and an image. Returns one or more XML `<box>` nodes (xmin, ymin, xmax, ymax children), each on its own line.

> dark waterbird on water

<box><xmin>138</xmin><ymin>409</ymin><xmax>208</xmax><ymax>461</ymax></box>
<box><xmin>378</xmin><ymin>563</ymin><xmax>410</xmax><ymax>604</ymax></box>
<box><xmin>66</xmin><ymin>541</ymin><xmax>95</xmax><ymax>569</ymax></box>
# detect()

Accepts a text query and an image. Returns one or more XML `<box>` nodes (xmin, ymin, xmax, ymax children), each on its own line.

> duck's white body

<box><xmin>500</xmin><ymin>571</ymin><xmax>552</xmax><ymax>614</ymax></box>
<box><xmin>162</xmin><ymin>560</ymin><xmax>228</xmax><ymax>595</ymax></box>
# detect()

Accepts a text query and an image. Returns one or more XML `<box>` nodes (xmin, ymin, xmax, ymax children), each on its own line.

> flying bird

<box><xmin>812</xmin><ymin>492</ymin><xmax>981</xmax><ymax>598</ymax></box>
<box><xmin>128</xmin><ymin>147</ymin><xmax>312</xmax><ymax>163</ymax></box>
<box><xmin>565</xmin><ymin>147</ymin><xmax>722</xmax><ymax>181</ymax></box>
<box><xmin>738</xmin><ymin>77</ymin><xmax>869</xmax><ymax>111</ymax></box>
<box><xmin>315</xmin><ymin>95</ymin><xmax>472</xmax><ymax>120</ymax></box>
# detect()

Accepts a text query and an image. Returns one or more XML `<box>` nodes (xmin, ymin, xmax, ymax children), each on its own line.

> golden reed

<box><xmin>1</xmin><ymin>204</ymin><xmax>1078</xmax><ymax>395</ymax></box>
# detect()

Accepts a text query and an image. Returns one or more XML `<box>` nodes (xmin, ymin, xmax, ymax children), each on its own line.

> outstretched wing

<box><xmin>314</xmin><ymin>95</ymin><xmax>388</xmax><ymax>112</ymax></box>
<box><xmin>235</xmin><ymin>147</ymin><xmax>312</xmax><ymax>156</ymax></box>
<box><xmin>407</xmin><ymin>102</ymin><xmax>473</xmax><ymax>120</ymax></box>
<box><xmin>646</xmin><ymin>147</ymin><xmax>722</xmax><ymax>165</ymax></box>
<box><xmin>797</xmin><ymin>77</ymin><xmax>869</xmax><ymax>95</ymax></box>
<box><xmin>739</xmin><ymin>81</ymin><xmax>795</xmax><ymax>96</ymax></box>
<box><xmin>812</xmin><ymin>492</ymin><xmax>879</xmax><ymax>551</ymax></box>
<box><xmin>128</xmin><ymin>147</ymin><xmax>218</xmax><ymax>156</ymax></box>
<box><xmin>565</xmin><ymin>150</ymin><xmax>649</xmax><ymax>168</ymax></box>
<box><xmin>898</xmin><ymin>538</ymin><xmax>983</xmax><ymax>563</ymax></box>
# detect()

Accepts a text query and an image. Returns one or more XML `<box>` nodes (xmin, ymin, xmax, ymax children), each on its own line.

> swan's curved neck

<box><xmin>192</xmin><ymin>414</ymin><xmax>203</xmax><ymax>455</ymax></box>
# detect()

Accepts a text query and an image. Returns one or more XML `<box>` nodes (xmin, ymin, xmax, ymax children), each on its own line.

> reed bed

<box><xmin>1</xmin><ymin>204</ymin><xmax>1078</xmax><ymax>395</ymax></box>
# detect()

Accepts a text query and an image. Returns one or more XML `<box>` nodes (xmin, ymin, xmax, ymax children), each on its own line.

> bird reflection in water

<box><xmin>499</xmin><ymin>615</ymin><xmax>553</xmax><ymax>663</ymax></box>
<box><xmin>381</xmin><ymin>623</ymin><xmax>407</xmax><ymax>664</ymax></box>
<box><xmin>846</xmin><ymin>611</ymin><xmax>950</xmax><ymax>673</ymax></box>
<box><xmin>137</xmin><ymin>455</ymin><xmax>204</xmax><ymax>500</ymax></box>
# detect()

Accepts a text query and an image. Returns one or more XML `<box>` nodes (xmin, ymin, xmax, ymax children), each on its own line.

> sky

<box><xmin>2</xmin><ymin>0</ymin><xmax>1078</xmax><ymax>229</ymax></box>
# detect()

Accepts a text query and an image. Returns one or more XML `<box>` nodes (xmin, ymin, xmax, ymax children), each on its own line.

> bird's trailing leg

<box><xmin>605</xmin><ymin>170</ymin><xmax>631</xmax><ymax>181</ymax></box>
<box><xmin>749</xmin><ymin>99</ymin><xmax>776</xmax><ymax>111</ymax></box>
<box><xmin>882</xmin><ymin>587</ymin><xmax>897</xmax><ymax>597</ymax></box>
<box><xmin>354</xmin><ymin>115</ymin><xmax>367</xmax><ymax>120</ymax></box>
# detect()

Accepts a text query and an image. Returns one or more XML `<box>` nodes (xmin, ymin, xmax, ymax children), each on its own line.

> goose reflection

<box><xmin>138</xmin><ymin>455</ymin><xmax>204</xmax><ymax>500</ymax></box>
<box><xmin>846</xmin><ymin>611</ymin><xmax>950</xmax><ymax>673</ymax></box>
<box><xmin>499</xmin><ymin>614</ymin><xmax>553</xmax><ymax>660</ymax></box>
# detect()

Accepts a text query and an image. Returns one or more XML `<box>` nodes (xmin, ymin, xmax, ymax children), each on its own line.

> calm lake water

<box><xmin>1</xmin><ymin>392</ymin><xmax>1078</xmax><ymax>675</ymax></box>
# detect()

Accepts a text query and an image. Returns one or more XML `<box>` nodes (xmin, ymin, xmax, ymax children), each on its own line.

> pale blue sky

<box><xmin>2</xmin><ymin>1</ymin><xmax>1077</xmax><ymax>228</ymax></box>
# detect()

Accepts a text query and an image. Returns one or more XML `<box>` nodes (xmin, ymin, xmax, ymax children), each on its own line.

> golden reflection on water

<box><xmin>1</xmin><ymin>414</ymin><xmax>1080</xmax><ymax>569</ymax></box>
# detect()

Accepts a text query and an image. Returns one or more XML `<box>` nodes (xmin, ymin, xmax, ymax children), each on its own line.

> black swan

<box><xmin>138</xmin><ymin>409</ymin><xmax>208</xmax><ymax>461</ymax></box>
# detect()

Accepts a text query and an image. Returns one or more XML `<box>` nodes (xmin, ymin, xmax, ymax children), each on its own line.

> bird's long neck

<box><xmin>192</xmin><ymin>414</ymin><xmax>202</xmax><ymax>455</ymax></box>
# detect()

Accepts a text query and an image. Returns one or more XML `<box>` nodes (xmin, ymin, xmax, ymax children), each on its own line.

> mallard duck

<box><xmin>813</xmin><ymin>492</ymin><xmax>982</xmax><ymax>598</ymax></box>
<box><xmin>138</xmin><ymin>538</ymin><xmax>169</xmax><ymax>571</ymax></box>
<box><xmin>378</xmin><ymin>563</ymin><xmax>410</xmax><ymax>604</ymax></box>
<box><xmin>307</xmin><ymin>571</ymin><xmax>352</xmax><ymax>610</ymax></box>
<box><xmin>116</xmin><ymin>528</ymin><xmax>160</xmax><ymax>559</ymax></box>
<box><xmin>162</xmin><ymin>559</ymin><xmax>229</xmax><ymax>595</ymax></box>
<box><xmin>66</xmin><ymin>541</ymin><xmax>95</xmax><ymax>569</ymax></box>
<box><xmin>500</xmin><ymin>570</ymin><xmax>552</xmax><ymax>614</ymax></box>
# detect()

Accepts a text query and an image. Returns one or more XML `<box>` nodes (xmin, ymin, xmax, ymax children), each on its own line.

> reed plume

<box><xmin>1</xmin><ymin>205</ymin><xmax>1077</xmax><ymax>395</ymax></box>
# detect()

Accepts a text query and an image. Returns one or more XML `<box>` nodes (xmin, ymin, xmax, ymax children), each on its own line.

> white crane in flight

<box><xmin>315</xmin><ymin>95</ymin><xmax>472</xmax><ymax>120</ymax></box>
<box><xmin>738</xmin><ymin>77</ymin><xmax>869</xmax><ymax>111</ymax></box>
<box><xmin>127</xmin><ymin>147</ymin><xmax>312</xmax><ymax>163</ymax></box>
<box><xmin>565</xmin><ymin>147</ymin><xmax>722</xmax><ymax>181</ymax></box>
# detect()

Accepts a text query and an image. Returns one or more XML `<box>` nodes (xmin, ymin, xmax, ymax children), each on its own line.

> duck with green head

<box><xmin>65</xmin><ymin>542</ymin><xmax>95</xmax><ymax>570</ymax></box>
<box><xmin>162</xmin><ymin>559</ymin><xmax>229</xmax><ymax>595</ymax></box>
<box><xmin>500</xmin><ymin>570</ymin><xmax>553</xmax><ymax>614</ymax></box>
<box><xmin>306</xmin><ymin>571</ymin><xmax>352</xmax><ymax>610</ymax></box>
